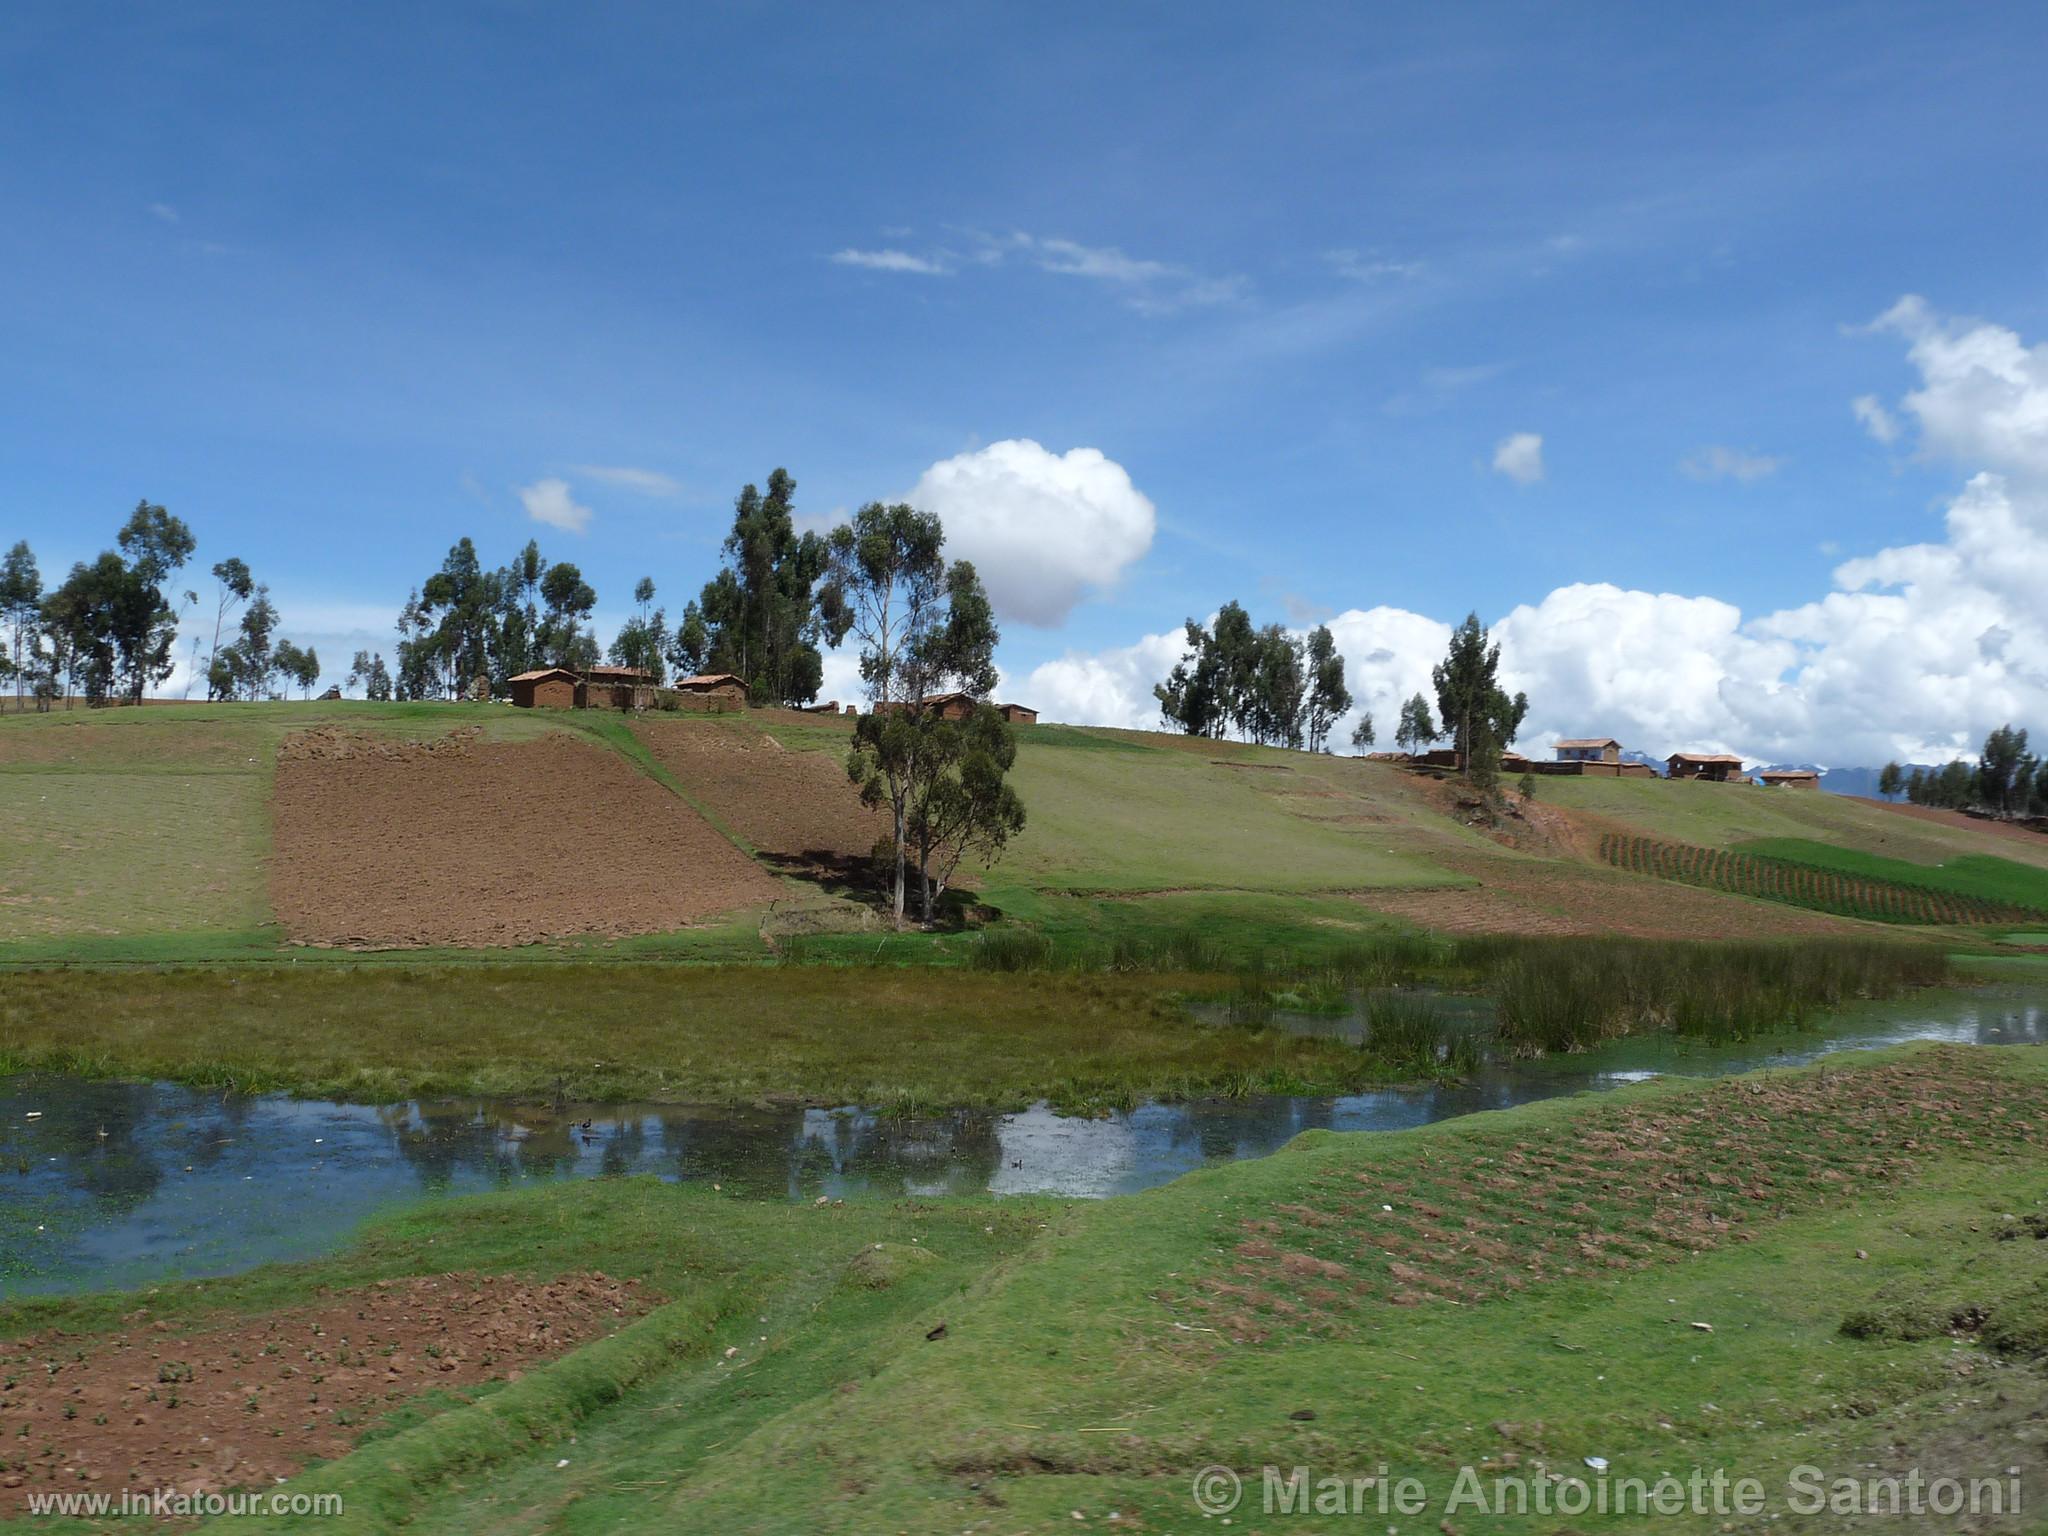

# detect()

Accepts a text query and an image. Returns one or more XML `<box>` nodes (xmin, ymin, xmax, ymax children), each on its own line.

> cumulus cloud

<box><xmin>1015</xmin><ymin>629</ymin><xmax>1189</xmax><ymax>731</ymax></box>
<box><xmin>517</xmin><ymin>477</ymin><xmax>592</xmax><ymax>533</ymax></box>
<box><xmin>1017</xmin><ymin>299</ymin><xmax>2048</xmax><ymax>765</ymax></box>
<box><xmin>571</xmin><ymin>465</ymin><xmax>681</xmax><ymax>497</ymax></box>
<box><xmin>909</xmin><ymin>440</ymin><xmax>1157</xmax><ymax>627</ymax></box>
<box><xmin>1864</xmin><ymin>296</ymin><xmax>2048</xmax><ymax>476</ymax></box>
<box><xmin>1491</xmin><ymin>432</ymin><xmax>1545</xmax><ymax>485</ymax></box>
<box><xmin>1680</xmin><ymin>445</ymin><xmax>1782</xmax><ymax>483</ymax></box>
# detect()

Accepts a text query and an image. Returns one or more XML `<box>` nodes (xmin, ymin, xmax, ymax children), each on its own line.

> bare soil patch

<box><xmin>271</xmin><ymin>728</ymin><xmax>779</xmax><ymax>946</ymax></box>
<box><xmin>1350</xmin><ymin>851</ymin><xmax>1867</xmax><ymax>939</ymax></box>
<box><xmin>0</xmin><ymin>1271</ymin><xmax>655</xmax><ymax>1508</ymax></box>
<box><xmin>633</xmin><ymin>720</ymin><xmax>890</xmax><ymax>886</ymax></box>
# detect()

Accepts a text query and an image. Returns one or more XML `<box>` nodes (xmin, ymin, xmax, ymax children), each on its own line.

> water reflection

<box><xmin>1</xmin><ymin>985</ymin><xmax>2041</xmax><ymax>1297</ymax></box>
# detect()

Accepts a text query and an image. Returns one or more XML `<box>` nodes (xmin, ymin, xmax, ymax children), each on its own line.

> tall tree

<box><xmin>1976</xmin><ymin>725</ymin><xmax>2031</xmax><ymax>816</ymax></box>
<box><xmin>1394</xmin><ymin>692</ymin><xmax>1439</xmax><ymax>755</ymax></box>
<box><xmin>690</xmin><ymin>470</ymin><xmax>847</xmax><ymax>703</ymax></box>
<box><xmin>607</xmin><ymin>576</ymin><xmax>669</xmax><ymax>681</ymax></box>
<box><xmin>905</xmin><ymin>702</ymin><xmax>1026</xmax><ymax>922</ymax></box>
<box><xmin>1155</xmin><ymin>618</ymin><xmax>1229</xmax><ymax>738</ymax></box>
<box><xmin>1431</xmin><ymin>612</ymin><xmax>1528</xmax><ymax>776</ymax></box>
<box><xmin>1350</xmin><ymin>713</ymin><xmax>1376</xmax><ymax>751</ymax></box>
<box><xmin>537</xmin><ymin>561</ymin><xmax>598</xmax><ymax>671</ymax></box>
<box><xmin>275</xmin><ymin>640</ymin><xmax>321</xmax><ymax>698</ymax></box>
<box><xmin>1301</xmin><ymin>624</ymin><xmax>1352</xmax><ymax>753</ymax></box>
<box><xmin>0</xmin><ymin>541</ymin><xmax>40</xmax><ymax>713</ymax></box>
<box><xmin>828</xmin><ymin>503</ymin><xmax>1005</xmax><ymax>922</ymax></box>
<box><xmin>1877</xmin><ymin>761</ymin><xmax>1904</xmax><ymax>802</ymax></box>
<box><xmin>202</xmin><ymin>558</ymin><xmax>254</xmax><ymax>700</ymax></box>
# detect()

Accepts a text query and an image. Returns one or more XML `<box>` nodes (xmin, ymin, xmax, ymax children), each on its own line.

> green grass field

<box><xmin>5</xmin><ymin>1044</ymin><xmax>2039</xmax><ymax>1534</ymax></box>
<box><xmin>1546</xmin><ymin>773</ymin><xmax>2048</xmax><ymax>871</ymax></box>
<box><xmin>1739</xmin><ymin>837</ymin><xmax>2048</xmax><ymax>913</ymax></box>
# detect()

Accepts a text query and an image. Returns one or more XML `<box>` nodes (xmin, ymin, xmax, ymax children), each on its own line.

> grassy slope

<box><xmin>1739</xmin><ymin>837</ymin><xmax>2048</xmax><ymax>912</ymax></box>
<box><xmin>1548</xmin><ymin>774</ymin><xmax>2048</xmax><ymax>872</ymax></box>
<box><xmin>0</xmin><ymin>702</ymin><xmax>581</xmax><ymax>957</ymax></box>
<box><xmin>28</xmin><ymin>1043</ymin><xmax>2009</xmax><ymax>1536</ymax></box>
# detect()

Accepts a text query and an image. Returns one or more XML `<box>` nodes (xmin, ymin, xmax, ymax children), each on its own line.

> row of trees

<box><xmin>1153</xmin><ymin>603</ymin><xmax>1355</xmax><ymax>750</ymax></box>
<box><xmin>1152</xmin><ymin>606</ymin><xmax>1530</xmax><ymax>792</ymax></box>
<box><xmin>0</xmin><ymin>509</ymin><xmax>318</xmax><ymax>710</ymax></box>
<box><xmin>1881</xmin><ymin>725</ymin><xmax>2048</xmax><ymax>818</ymax></box>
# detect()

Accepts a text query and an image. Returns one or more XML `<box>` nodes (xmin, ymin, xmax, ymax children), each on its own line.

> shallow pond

<box><xmin>2</xmin><ymin>983</ymin><xmax>2042</xmax><ymax>1297</ymax></box>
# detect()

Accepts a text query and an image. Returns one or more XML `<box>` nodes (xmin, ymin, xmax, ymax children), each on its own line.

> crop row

<box><xmin>1597</xmin><ymin>833</ymin><xmax>2036</xmax><ymax>925</ymax></box>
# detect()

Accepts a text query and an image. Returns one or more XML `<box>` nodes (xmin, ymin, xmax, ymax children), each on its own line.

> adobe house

<box><xmin>1555</xmin><ymin>737</ymin><xmax>1621</xmax><ymax>765</ymax></box>
<box><xmin>1666</xmin><ymin>751</ymin><xmax>1746</xmax><ymax>783</ymax></box>
<box><xmin>672</xmin><ymin>672</ymin><xmax>749</xmax><ymax>710</ymax></box>
<box><xmin>509</xmin><ymin>667</ymin><xmax>579</xmax><ymax>709</ymax></box>
<box><xmin>1757</xmin><ymin>768</ymin><xmax>1821</xmax><ymax>790</ymax></box>
<box><xmin>580</xmin><ymin>665</ymin><xmax>656</xmax><ymax>711</ymax></box>
<box><xmin>997</xmin><ymin>702</ymin><xmax>1038</xmax><ymax>725</ymax></box>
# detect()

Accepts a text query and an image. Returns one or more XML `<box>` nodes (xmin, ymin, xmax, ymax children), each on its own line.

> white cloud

<box><xmin>571</xmin><ymin>464</ymin><xmax>682</xmax><ymax>497</ymax></box>
<box><xmin>1865</xmin><ymin>296</ymin><xmax>2048</xmax><ymax>477</ymax></box>
<box><xmin>1014</xmin><ymin>299</ymin><xmax>2048</xmax><ymax>766</ymax></box>
<box><xmin>908</xmin><ymin>440</ymin><xmax>1157</xmax><ymax>627</ymax></box>
<box><xmin>1852</xmin><ymin>394</ymin><xmax>1899</xmax><ymax>445</ymax></box>
<box><xmin>831</xmin><ymin>228</ymin><xmax>1244</xmax><ymax>313</ymax></box>
<box><xmin>830</xmin><ymin>248</ymin><xmax>951</xmax><ymax>275</ymax></box>
<box><xmin>1491</xmin><ymin>432</ymin><xmax>1545</xmax><ymax>485</ymax></box>
<box><xmin>148</xmin><ymin>202</ymin><xmax>179</xmax><ymax>224</ymax></box>
<box><xmin>1015</xmin><ymin>629</ymin><xmax>1188</xmax><ymax>729</ymax></box>
<box><xmin>1680</xmin><ymin>445</ymin><xmax>1782</xmax><ymax>483</ymax></box>
<box><xmin>517</xmin><ymin>477</ymin><xmax>592</xmax><ymax>533</ymax></box>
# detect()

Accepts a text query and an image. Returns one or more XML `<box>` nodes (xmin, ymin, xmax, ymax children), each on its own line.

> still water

<box><xmin>2</xmin><ymin>984</ymin><xmax>2041</xmax><ymax>1297</ymax></box>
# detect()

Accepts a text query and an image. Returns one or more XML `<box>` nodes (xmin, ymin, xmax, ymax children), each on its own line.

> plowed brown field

<box><xmin>0</xmin><ymin>1271</ymin><xmax>655</xmax><ymax>1508</ymax></box>
<box><xmin>270</xmin><ymin>728</ymin><xmax>779</xmax><ymax>946</ymax></box>
<box><xmin>633</xmin><ymin>719</ymin><xmax>890</xmax><ymax>882</ymax></box>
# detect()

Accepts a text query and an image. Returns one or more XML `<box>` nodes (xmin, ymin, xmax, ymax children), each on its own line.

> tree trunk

<box><xmin>890</xmin><ymin>800</ymin><xmax>908</xmax><ymax>925</ymax></box>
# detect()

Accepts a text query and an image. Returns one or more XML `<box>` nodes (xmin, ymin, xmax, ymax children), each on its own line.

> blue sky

<box><xmin>4</xmin><ymin>3</ymin><xmax>2047</xmax><ymax>763</ymax></box>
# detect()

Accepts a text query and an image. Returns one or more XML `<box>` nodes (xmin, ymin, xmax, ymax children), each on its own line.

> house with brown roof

<box><xmin>1555</xmin><ymin>736</ymin><xmax>1621</xmax><ymax>765</ymax></box>
<box><xmin>509</xmin><ymin>667</ymin><xmax>579</xmax><ymax>709</ymax></box>
<box><xmin>1666</xmin><ymin>751</ymin><xmax>1746</xmax><ymax>782</ymax></box>
<box><xmin>1757</xmin><ymin>768</ymin><xmax>1820</xmax><ymax>790</ymax></box>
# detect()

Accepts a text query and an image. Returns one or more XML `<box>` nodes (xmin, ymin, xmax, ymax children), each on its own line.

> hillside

<box><xmin>2</xmin><ymin>700</ymin><xmax>2041</xmax><ymax>961</ymax></box>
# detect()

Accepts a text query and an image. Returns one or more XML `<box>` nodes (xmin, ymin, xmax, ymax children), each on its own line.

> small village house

<box><xmin>1666</xmin><ymin>751</ymin><xmax>1746</xmax><ymax>782</ymax></box>
<box><xmin>579</xmin><ymin>664</ymin><xmax>655</xmax><ymax>711</ymax></box>
<box><xmin>509</xmin><ymin>667</ymin><xmax>579</xmax><ymax>709</ymax></box>
<box><xmin>1756</xmin><ymin>768</ymin><xmax>1820</xmax><ymax>790</ymax></box>
<box><xmin>997</xmin><ymin>702</ymin><xmax>1038</xmax><ymax>724</ymax></box>
<box><xmin>1555</xmin><ymin>737</ymin><xmax>1621</xmax><ymax>765</ymax></box>
<box><xmin>672</xmin><ymin>672</ymin><xmax>749</xmax><ymax>709</ymax></box>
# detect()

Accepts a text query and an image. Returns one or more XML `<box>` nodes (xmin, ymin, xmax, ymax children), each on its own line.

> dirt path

<box><xmin>0</xmin><ymin>1271</ymin><xmax>655</xmax><ymax>1508</ymax></box>
<box><xmin>270</xmin><ymin>728</ymin><xmax>780</xmax><ymax>946</ymax></box>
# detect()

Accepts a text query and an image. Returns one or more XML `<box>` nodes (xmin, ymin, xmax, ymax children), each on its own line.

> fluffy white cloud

<box><xmin>1491</xmin><ymin>432</ymin><xmax>1544</xmax><ymax>485</ymax></box>
<box><xmin>1014</xmin><ymin>629</ymin><xmax>1188</xmax><ymax>731</ymax></box>
<box><xmin>517</xmin><ymin>477</ymin><xmax>592</xmax><ymax>533</ymax></box>
<box><xmin>1869</xmin><ymin>296</ymin><xmax>2048</xmax><ymax>476</ymax></box>
<box><xmin>1679</xmin><ymin>445</ymin><xmax>1782</xmax><ymax>483</ymax></box>
<box><xmin>1021</xmin><ymin>299</ymin><xmax>2048</xmax><ymax>765</ymax></box>
<box><xmin>909</xmin><ymin>440</ymin><xmax>1157</xmax><ymax>627</ymax></box>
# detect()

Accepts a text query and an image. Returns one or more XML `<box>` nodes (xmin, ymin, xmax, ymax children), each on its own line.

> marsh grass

<box><xmin>1487</xmin><ymin>937</ymin><xmax>1951</xmax><ymax>1054</ymax></box>
<box><xmin>1358</xmin><ymin>993</ymin><xmax>1480</xmax><ymax>1076</ymax></box>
